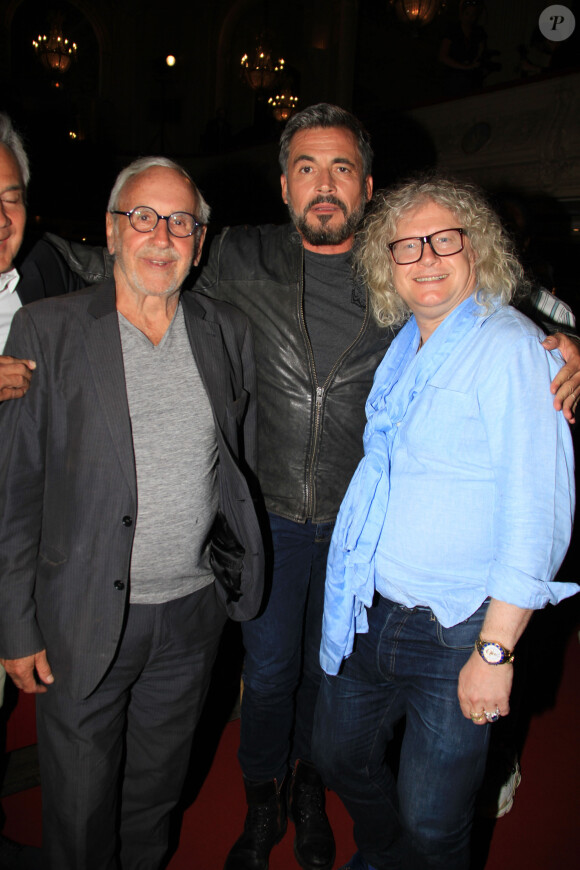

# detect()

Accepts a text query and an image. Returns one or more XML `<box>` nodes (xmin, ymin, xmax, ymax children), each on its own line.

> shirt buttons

<box><xmin>122</xmin><ymin>516</ymin><xmax>133</xmax><ymax>527</ymax></box>
<box><xmin>113</xmin><ymin>580</ymin><xmax>125</xmax><ymax>591</ymax></box>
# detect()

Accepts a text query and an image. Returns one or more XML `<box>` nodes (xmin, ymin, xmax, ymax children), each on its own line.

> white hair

<box><xmin>107</xmin><ymin>156</ymin><xmax>210</xmax><ymax>224</ymax></box>
<box><xmin>0</xmin><ymin>113</ymin><xmax>30</xmax><ymax>187</ymax></box>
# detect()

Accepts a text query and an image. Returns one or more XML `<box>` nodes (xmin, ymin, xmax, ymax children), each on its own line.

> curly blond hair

<box><xmin>356</xmin><ymin>175</ymin><xmax>527</xmax><ymax>329</ymax></box>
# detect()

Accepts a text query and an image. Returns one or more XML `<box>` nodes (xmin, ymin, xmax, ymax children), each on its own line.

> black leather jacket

<box><xmin>16</xmin><ymin>232</ymin><xmax>114</xmax><ymax>303</ymax></box>
<box><xmin>195</xmin><ymin>223</ymin><xmax>394</xmax><ymax>523</ymax></box>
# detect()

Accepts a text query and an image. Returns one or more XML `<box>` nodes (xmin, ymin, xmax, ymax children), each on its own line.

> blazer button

<box><xmin>122</xmin><ymin>516</ymin><xmax>133</xmax><ymax>527</ymax></box>
<box><xmin>114</xmin><ymin>581</ymin><xmax>125</xmax><ymax>591</ymax></box>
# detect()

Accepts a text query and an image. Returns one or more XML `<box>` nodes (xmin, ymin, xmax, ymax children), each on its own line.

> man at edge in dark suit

<box><xmin>0</xmin><ymin>114</ymin><xmax>34</xmax><ymax>401</ymax></box>
<box><xmin>0</xmin><ymin>154</ymin><xmax>263</xmax><ymax>870</ymax></box>
<box><xmin>0</xmin><ymin>111</ymin><xmax>68</xmax><ymax>870</ymax></box>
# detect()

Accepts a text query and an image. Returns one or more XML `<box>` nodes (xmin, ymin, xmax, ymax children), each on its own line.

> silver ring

<box><xmin>484</xmin><ymin>706</ymin><xmax>500</xmax><ymax>723</ymax></box>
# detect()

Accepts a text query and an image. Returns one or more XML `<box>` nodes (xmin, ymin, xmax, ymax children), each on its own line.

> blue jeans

<box><xmin>238</xmin><ymin>513</ymin><xmax>334</xmax><ymax>783</ymax></box>
<box><xmin>312</xmin><ymin>596</ymin><xmax>490</xmax><ymax>870</ymax></box>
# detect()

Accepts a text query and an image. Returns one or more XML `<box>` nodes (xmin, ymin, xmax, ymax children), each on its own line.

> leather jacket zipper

<box><xmin>299</xmin><ymin>261</ymin><xmax>371</xmax><ymax>519</ymax></box>
<box><xmin>298</xmin><ymin>253</ymin><xmax>319</xmax><ymax>517</ymax></box>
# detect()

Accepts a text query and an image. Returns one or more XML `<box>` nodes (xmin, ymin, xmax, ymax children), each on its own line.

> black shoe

<box><xmin>288</xmin><ymin>760</ymin><xmax>335</xmax><ymax>870</ymax></box>
<box><xmin>224</xmin><ymin>778</ymin><xmax>287</xmax><ymax>870</ymax></box>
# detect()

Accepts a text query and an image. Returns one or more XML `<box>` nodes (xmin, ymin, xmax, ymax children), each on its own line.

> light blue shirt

<box><xmin>321</xmin><ymin>297</ymin><xmax>577</xmax><ymax>675</ymax></box>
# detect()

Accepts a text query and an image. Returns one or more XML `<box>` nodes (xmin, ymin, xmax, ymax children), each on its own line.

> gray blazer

<box><xmin>0</xmin><ymin>281</ymin><xmax>264</xmax><ymax>699</ymax></box>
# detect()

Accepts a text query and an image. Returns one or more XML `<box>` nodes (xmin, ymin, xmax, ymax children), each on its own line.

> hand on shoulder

<box><xmin>0</xmin><ymin>355</ymin><xmax>36</xmax><ymax>401</ymax></box>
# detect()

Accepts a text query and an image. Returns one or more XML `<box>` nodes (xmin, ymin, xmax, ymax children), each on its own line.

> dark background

<box><xmin>1</xmin><ymin>0</ymin><xmax>579</xmax><ymax>307</ymax></box>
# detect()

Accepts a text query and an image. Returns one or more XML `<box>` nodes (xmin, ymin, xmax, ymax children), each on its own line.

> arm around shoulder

<box><xmin>541</xmin><ymin>332</ymin><xmax>580</xmax><ymax>422</ymax></box>
<box><xmin>0</xmin><ymin>355</ymin><xmax>36</xmax><ymax>401</ymax></box>
<box><xmin>194</xmin><ymin>228</ymin><xmax>230</xmax><ymax>300</ymax></box>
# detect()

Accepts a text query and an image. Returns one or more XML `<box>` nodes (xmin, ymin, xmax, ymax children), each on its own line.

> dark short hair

<box><xmin>279</xmin><ymin>103</ymin><xmax>373</xmax><ymax>180</ymax></box>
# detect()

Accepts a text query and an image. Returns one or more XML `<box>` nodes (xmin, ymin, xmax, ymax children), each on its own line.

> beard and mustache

<box><xmin>287</xmin><ymin>194</ymin><xmax>367</xmax><ymax>247</ymax></box>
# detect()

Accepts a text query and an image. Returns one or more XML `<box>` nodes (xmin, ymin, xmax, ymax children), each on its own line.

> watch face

<box><xmin>482</xmin><ymin>643</ymin><xmax>503</xmax><ymax>664</ymax></box>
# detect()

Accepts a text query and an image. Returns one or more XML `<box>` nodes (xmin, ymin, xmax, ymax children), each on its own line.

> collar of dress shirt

<box><xmin>0</xmin><ymin>267</ymin><xmax>20</xmax><ymax>295</ymax></box>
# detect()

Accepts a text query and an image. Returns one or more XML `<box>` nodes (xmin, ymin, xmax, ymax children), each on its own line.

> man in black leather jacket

<box><xmin>196</xmin><ymin>105</ymin><xmax>380</xmax><ymax>870</ymax></box>
<box><xmin>195</xmin><ymin>103</ymin><xmax>580</xmax><ymax>870</ymax></box>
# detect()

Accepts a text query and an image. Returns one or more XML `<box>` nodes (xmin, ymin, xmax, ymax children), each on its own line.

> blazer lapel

<box><xmin>181</xmin><ymin>291</ymin><xmax>228</xmax><ymax>431</ymax></box>
<box><xmin>85</xmin><ymin>281</ymin><xmax>136</xmax><ymax>494</ymax></box>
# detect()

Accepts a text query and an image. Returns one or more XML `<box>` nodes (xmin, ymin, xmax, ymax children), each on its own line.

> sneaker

<box><xmin>495</xmin><ymin>762</ymin><xmax>522</xmax><ymax>818</ymax></box>
<box><xmin>477</xmin><ymin>760</ymin><xmax>522</xmax><ymax>818</ymax></box>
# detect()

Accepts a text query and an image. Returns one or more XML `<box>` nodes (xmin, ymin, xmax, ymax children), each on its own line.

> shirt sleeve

<box><xmin>477</xmin><ymin>332</ymin><xmax>576</xmax><ymax>609</ymax></box>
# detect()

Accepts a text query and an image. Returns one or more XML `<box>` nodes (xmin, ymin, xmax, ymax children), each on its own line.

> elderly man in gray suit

<box><xmin>0</xmin><ymin>156</ymin><xmax>263</xmax><ymax>870</ymax></box>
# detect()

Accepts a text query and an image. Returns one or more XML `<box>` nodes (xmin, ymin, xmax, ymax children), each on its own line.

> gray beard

<box><xmin>288</xmin><ymin>195</ymin><xmax>366</xmax><ymax>247</ymax></box>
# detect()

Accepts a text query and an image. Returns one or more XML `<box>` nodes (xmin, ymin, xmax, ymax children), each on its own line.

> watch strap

<box><xmin>475</xmin><ymin>637</ymin><xmax>515</xmax><ymax>665</ymax></box>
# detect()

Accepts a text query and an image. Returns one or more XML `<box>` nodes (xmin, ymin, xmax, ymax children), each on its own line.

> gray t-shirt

<box><xmin>119</xmin><ymin>302</ymin><xmax>218</xmax><ymax>603</ymax></box>
<box><xmin>303</xmin><ymin>249</ymin><xmax>365</xmax><ymax>383</ymax></box>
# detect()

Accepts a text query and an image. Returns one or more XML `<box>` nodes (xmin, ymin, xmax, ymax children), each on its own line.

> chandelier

<box><xmin>241</xmin><ymin>35</ymin><xmax>285</xmax><ymax>92</ymax></box>
<box><xmin>33</xmin><ymin>15</ymin><xmax>77</xmax><ymax>74</ymax></box>
<box><xmin>268</xmin><ymin>92</ymin><xmax>299</xmax><ymax>122</ymax></box>
<box><xmin>391</xmin><ymin>0</ymin><xmax>444</xmax><ymax>27</ymax></box>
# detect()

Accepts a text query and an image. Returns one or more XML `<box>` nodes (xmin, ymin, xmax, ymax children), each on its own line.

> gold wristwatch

<box><xmin>475</xmin><ymin>637</ymin><xmax>515</xmax><ymax>665</ymax></box>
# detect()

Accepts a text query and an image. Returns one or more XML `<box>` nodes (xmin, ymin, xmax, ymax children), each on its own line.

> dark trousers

<box><xmin>238</xmin><ymin>514</ymin><xmax>334</xmax><ymax>783</ymax></box>
<box><xmin>313</xmin><ymin>597</ymin><xmax>490</xmax><ymax>870</ymax></box>
<box><xmin>36</xmin><ymin>584</ymin><xmax>226</xmax><ymax>870</ymax></box>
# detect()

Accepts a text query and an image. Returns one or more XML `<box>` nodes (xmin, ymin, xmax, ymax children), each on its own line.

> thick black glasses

<box><xmin>111</xmin><ymin>206</ymin><xmax>203</xmax><ymax>238</ymax></box>
<box><xmin>389</xmin><ymin>228</ymin><xmax>466</xmax><ymax>265</ymax></box>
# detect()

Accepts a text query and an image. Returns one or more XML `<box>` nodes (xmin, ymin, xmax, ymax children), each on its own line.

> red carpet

<box><xmin>2</xmin><ymin>600</ymin><xmax>579</xmax><ymax>869</ymax></box>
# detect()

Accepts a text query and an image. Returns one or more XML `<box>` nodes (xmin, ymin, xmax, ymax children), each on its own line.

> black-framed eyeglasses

<box><xmin>110</xmin><ymin>206</ymin><xmax>203</xmax><ymax>238</ymax></box>
<box><xmin>388</xmin><ymin>228</ymin><xmax>466</xmax><ymax>265</ymax></box>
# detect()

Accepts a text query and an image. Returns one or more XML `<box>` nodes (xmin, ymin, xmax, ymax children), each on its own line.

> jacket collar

<box><xmin>87</xmin><ymin>279</ymin><xmax>118</xmax><ymax>319</ymax></box>
<box><xmin>288</xmin><ymin>224</ymin><xmax>303</xmax><ymax>246</ymax></box>
<box><xmin>84</xmin><ymin>279</ymin><xmax>135</xmax><ymax>494</ymax></box>
<box><xmin>181</xmin><ymin>289</ymin><xmax>228</xmax><ymax>431</ymax></box>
